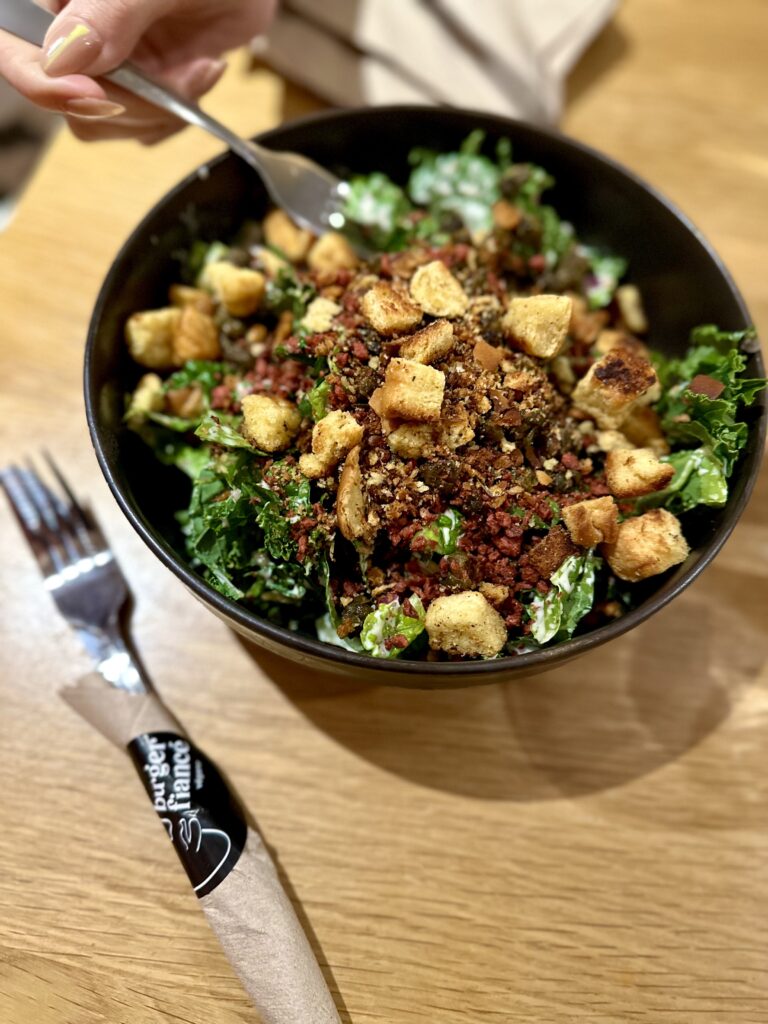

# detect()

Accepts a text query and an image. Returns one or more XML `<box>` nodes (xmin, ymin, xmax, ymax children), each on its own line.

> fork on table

<box><xmin>0</xmin><ymin>456</ymin><xmax>343</xmax><ymax>1024</ymax></box>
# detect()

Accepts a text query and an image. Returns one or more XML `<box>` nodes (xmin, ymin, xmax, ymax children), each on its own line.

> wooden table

<box><xmin>1</xmin><ymin>2</ymin><xmax>767</xmax><ymax>1021</ymax></box>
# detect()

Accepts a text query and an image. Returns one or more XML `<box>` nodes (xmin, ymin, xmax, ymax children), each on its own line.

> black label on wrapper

<box><xmin>128</xmin><ymin>732</ymin><xmax>246</xmax><ymax>898</ymax></box>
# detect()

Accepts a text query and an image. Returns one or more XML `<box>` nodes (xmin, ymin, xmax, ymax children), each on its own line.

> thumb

<box><xmin>42</xmin><ymin>0</ymin><xmax>174</xmax><ymax>78</ymax></box>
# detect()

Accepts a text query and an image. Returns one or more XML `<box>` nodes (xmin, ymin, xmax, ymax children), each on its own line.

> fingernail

<box><xmin>43</xmin><ymin>17</ymin><xmax>102</xmax><ymax>76</ymax></box>
<box><xmin>189</xmin><ymin>58</ymin><xmax>228</xmax><ymax>94</ymax></box>
<box><xmin>64</xmin><ymin>98</ymin><xmax>126</xmax><ymax>120</ymax></box>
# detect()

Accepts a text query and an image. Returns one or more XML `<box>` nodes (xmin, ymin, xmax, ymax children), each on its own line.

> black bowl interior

<box><xmin>86</xmin><ymin>106</ymin><xmax>765</xmax><ymax>687</ymax></box>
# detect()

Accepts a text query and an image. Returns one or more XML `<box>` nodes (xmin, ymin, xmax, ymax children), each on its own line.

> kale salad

<box><xmin>124</xmin><ymin>133</ymin><xmax>765</xmax><ymax>661</ymax></box>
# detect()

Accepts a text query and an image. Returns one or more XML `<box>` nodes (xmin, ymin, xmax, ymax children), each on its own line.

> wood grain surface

<box><xmin>1</xmin><ymin>2</ymin><xmax>768</xmax><ymax>1022</ymax></box>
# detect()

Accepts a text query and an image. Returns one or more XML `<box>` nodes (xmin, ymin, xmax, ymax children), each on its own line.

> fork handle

<box><xmin>63</xmin><ymin>678</ymin><xmax>341</xmax><ymax>1023</ymax></box>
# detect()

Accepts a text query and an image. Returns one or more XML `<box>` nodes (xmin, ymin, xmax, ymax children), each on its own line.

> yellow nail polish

<box><xmin>43</xmin><ymin>19</ymin><xmax>101</xmax><ymax>76</ymax></box>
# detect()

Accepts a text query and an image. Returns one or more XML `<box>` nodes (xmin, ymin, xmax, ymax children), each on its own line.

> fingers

<box><xmin>0</xmin><ymin>29</ymin><xmax>122</xmax><ymax>117</ymax></box>
<box><xmin>42</xmin><ymin>0</ymin><xmax>175</xmax><ymax>78</ymax></box>
<box><xmin>64</xmin><ymin>55</ymin><xmax>227</xmax><ymax>143</ymax></box>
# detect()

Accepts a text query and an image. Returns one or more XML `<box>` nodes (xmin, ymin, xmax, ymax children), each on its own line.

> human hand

<box><xmin>0</xmin><ymin>0</ymin><xmax>276</xmax><ymax>143</ymax></box>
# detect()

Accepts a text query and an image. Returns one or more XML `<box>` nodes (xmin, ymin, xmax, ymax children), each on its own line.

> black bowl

<box><xmin>85</xmin><ymin>105</ymin><xmax>765</xmax><ymax>688</ymax></box>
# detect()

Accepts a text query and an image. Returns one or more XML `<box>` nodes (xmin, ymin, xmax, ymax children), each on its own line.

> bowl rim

<box><xmin>84</xmin><ymin>103</ymin><xmax>766</xmax><ymax>679</ymax></box>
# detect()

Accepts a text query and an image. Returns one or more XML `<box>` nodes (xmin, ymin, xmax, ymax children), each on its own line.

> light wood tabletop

<box><xmin>1</xmin><ymin>2</ymin><xmax>767</xmax><ymax>1022</ymax></box>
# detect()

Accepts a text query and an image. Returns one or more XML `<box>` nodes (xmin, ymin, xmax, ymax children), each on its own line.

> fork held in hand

<box><xmin>1</xmin><ymin>456</ymin><xmax>148</xmax><ymax>694</ymax></box>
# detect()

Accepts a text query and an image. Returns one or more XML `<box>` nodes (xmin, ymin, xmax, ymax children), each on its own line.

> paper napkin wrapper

<box><xmin>62</xmin><ymin>674</ymin><xmax>340</xmax><ymax>1024</ymax></box>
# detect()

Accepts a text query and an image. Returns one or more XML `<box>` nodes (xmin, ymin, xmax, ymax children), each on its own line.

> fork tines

<box><xmin>0</xmin><ymin>455</ymin><xmax>110</xmax><ymax>589</ymax></box>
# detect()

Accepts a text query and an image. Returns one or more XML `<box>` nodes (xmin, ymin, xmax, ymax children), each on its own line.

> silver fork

<box><xmin>2</xmin><ymin>0</ymin><xmax>355</xmax><ymax>239</ymax></box>
<box><xmin>1</xmin><ymin>455</ymin><xmax>148</xmax><ymax>694</ymax></box>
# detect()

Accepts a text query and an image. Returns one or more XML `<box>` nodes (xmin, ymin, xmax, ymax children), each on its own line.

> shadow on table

<box><xmin>243</xmin><ymin>473</ymin><xmax>768</xmax><ymax>804</ymax></box>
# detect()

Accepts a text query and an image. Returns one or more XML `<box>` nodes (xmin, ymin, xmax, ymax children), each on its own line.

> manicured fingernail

<box><xmin>64</xmin><ymin>98</ymin><xmax>126</xmax><ymax>120</ymax></box>
<box><xmin>190</xmin><ymin>58</ymin><xmax>228</xmax><ymax>94</ymax></box>
<box><xmin>43</xmin><ymin>18</ymin><xmax>102</xmax><ymax>76</ymax></box>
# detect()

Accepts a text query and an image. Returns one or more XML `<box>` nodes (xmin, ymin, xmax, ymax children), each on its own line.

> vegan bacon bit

<box><xmin>689</xmin><ymin>374</ymin><xmax>725</xmax><ymax>399</ymax></box>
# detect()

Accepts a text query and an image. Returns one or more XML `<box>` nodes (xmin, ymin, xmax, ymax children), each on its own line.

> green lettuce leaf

<box><xmin>635</xmin><ymin>446</ymin><xmax>728</xmax><ymax>513</ymax></box>
<box><xmin>528</xmin><ymin>550</ymin><xmax>601</xmax><ymax>644</ymax></box>
<box><xmin>582</xmin><ymin>250</ymin><xmax>627</xmax><ymax>309</ymax></box>
<box><xmin>342</xmin><ymin>172</ymin><xmax>414</xmax><ymax>251</ymax></box>
<box><xmin>164</xmin><ymin>360</ymin><xmax>226</xmax><ymax>402</ymax></box>
<box><xmin>360</xmin><ymin>596</ymin><xmax>426</xmax><ymax>659</ymax></box>
<box><xmin>298</xmin><ymin>378</ymin><xmax>330</xmax><ymax>422</ymax></box>
<box><xmin>194</xmin><ymin>413</ymin><xmax>255</xmax><ymax>450</ymax></box>
<box><xmin>264</xmin><ymin>266</ymin><xmax>316</xmax><ymax>319</ymax></box>
<box><xmin>416</xmin><ymin>508</ymin><xmax>464</xmax><ymax>556</ymax></box>
<box><xmin>315</xmin><ymin>612</ymin><xmax>365</xmax><ymax>652</ymax></box>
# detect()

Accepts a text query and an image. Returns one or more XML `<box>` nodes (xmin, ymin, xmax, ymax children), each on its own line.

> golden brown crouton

<box><xmin>478</xmin><ymin>582</ymin><xmax>510</xmax><ymax>606</ymax></box>
<box><xmin>571</xmin><ymin>347</ymin><xmax>659</xmax><ymax>429</ymax></box>
<box><xmin>336</xmin><ymin>446</ymin><xmax>369</xmax><ymax>542</ymax></box>
<box><xmin>562</xmin><ymin>496</ymin><xmax>619</xmax><ymax>547</ymax></box>
<box><xmin>605</xmin><ymin>448</ymin><xmax>675</xmax><ymax>498</ymax></box>
<box><xmin>172</xmin><ymin>306</ymin><xmax>221</xmax><ymax>363</ymax></box>
<box><xmin>527</xmin><ymin>526</ymin><xmax>578</xmax><ymax>577</ymax></box>
<box><xmin>616</xmin><ymin>284</ymin><xmax>649</xmax><ymax>334</ymax></box>
<box><xmin>125</xmin><ymin>307</ymin><xmax>181</xmax><ymax>368</ymax></box>
<box><xmin>166</xmin><ymin>385</ymin><xmax>204</xmax><ymax>420</ymax></box>
<box><xmin>399</xmin><ymin>319</ymin><xmax>454</xmax><ymax>364</ymax></box>
<box><xmin>301</xmin><ymin>296</ymin><xmax>341</xmax><ymax>334</ymax></box>
<box><xmin>376</xmin><ymin>358</ymin><xmax>445</xmax><ymax>422</ymax></box>
<box><xmin>241</xmin><ymin>394</ymin><xmax>301</xmax><ymax>452</ymax></box>
<box><xmin>594</xmin><ymin>328</ymin><xmax>649</xmax><ymax>359</ymax></box>
<box><xmin>126</xmin><ymin>373</ymin><xmax>164</xmax><ymax>421</ymax></box>
<box><xmin>298</xmin><ymin>410</ymin><xmax>364</xmax><ymax>478</ymax></box>
<box><xmin>503</xmin><ymin>294</ymin><xmax>573</xmax><ymax>360</ymax></box>
<box><xmin>307</xmin><ymin>232</ymin><xmax>358</xmax><ymax>274</ymax></box>
<box><xmin>409</xmin><ymin>260</ymin><xmax>469</xmax><ymax>318</ymax></box>
<box><xmin>425</xmin><ymin>592</ymin><xmax>507</xmax><ymax>658</ymax></box>
<box><xmin>621</xmin><ymin>405</ymin><xmax>670</xmax><ymax>455</ymax></box>
<box><xmin>491</xmin><ymin>199</ymin><xmax>522</xmax><ymax>230</ymax></box>
<box><xmin>263</xmin><ymin>208</ymin><xmax>314</xmax><ymax>263</ymax></box>
<box><xmin>361</xmin><ymin>282</ymin><xmax>423</xmax><ymax>336</ymax></box>
<box><xmin>473</xmin><ymin>338</ymin><xmax>505</xmax><ymax>371</ymax></box>
<box><xmin>595</xmin><ymin>429</ymin><xmax>635</xmax><ymax>453</ymax></box>
<box><xmin>201</xmin><ymin>262</ymin><xmax>265</xmax><ymax>317</ymax></box>
<box><xmin>602</xmin><ymin>509</ymin><xmax>689</xmax><ymax>581</ymax></box>
<box><xmin>168</xmin><ymin>284</ymin><xmax>214</xmax><ymax>314</ymax></box>
<box><xmin>386</xmin><ymin>407</ymin><xmax>474</xmax><ymax>458</ymax></box>
<box><xmin>569</xmin><ymin>294</ymin><xmax>609</xmax><ymax>345</ymax></box>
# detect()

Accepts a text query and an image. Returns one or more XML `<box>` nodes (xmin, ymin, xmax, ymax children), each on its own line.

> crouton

<box><xmin>605</xmin><ymin>448</ymin><xmax>675</xmax><ymax>498</ymax></box>
<box><xmin>595</xmin><ymin>429</ymin><xmax>635</xmax><ymax>453</ymax></box>
<box><xmin>336</xmin><ymin>446</ymin><xmax>369</xmax><ymax>542</ymax></box>
<box><xmin>503</xmin><ymin>294</ymin><xmax>573</xmax><ymax>360</ymax></box>
<box><xmin>425</xmin><ymin>591</ymin><xmax>507</xmax><ymax>658</ymax></box>
<box><xmin>562</xmin><ymin>496</ymin><xmax>619</xmax><ymax>547</ymax></box>
<box><xmin>201</xmin><ymin>261</ymin><xmax>265</xmax><ymax>317</ymax></box>
<box><xmin>386</xmin><ymin>407</ymin><xmax>474</xmax><ymax>458</ymax></box>
<box><xmin>125</xmin><ymin>307</ymin><xmax>181</xmax><ymax>368</ymax></box>
<box><xmin>307</xmin><ymin>232</ymin><xmax>358</xmax><ymax>274</ymax></box>
<box><xmin>241</xmin><ymin>394</ymin><xmax>301</xmax><ymax>452</ymax></box>
<box><xmin>376</xmin><ymin>358</ymin><xmax>445</xmax><ymax>422</ymax></box>
<box><xmin>616</xmin><ymin>284</ymin><xmax>648</xmax><ymax>334</ymax></box>
<box><xmin>409</xmin><ymin>260</ymin><xmax>469</xmax><ymax>318</ymax></box>
<box><xmin>301</xmin><ymin>296</ymin><xmax>341</xmax><ymax>334</ymax></box>
<box><xmin>571</xmin><ymin>347</ymin><xmax>659</xmax><ymax>429</ymax></box>
<box><xmin>491</xmin><ymin>199</ymin><xmax>522</xmax><ymax>230</ymax></box>
<box><xmin>621</xmin><ymin>405</ymin><xmax>670</xmax><ymax>455</ymax></box>
<box><xmin>387</xmin><ymin>247</ymin><xmax>433</xmax><ymax>278</ymax></box>
<box><xmin>298</xmin><ymin>410</ymin><xmax>364</xmax><ymax>478</ymax></box>
<box><xmin>263</xmin><ymin>208</ymin><xmax>314</xmax><ymax>262</ymax></box>
<box><xmin>399</xmin><ymin>319</ymin><xmax>454</xmax><ymax>364</ymax></box>
<box><xmin>166</xmin><ymin>385</ymin><xmax>204</xmax><ymax>420</ymax></box>
<box><xmin>126</xmin><ymin>373</ymin><xmax>164</xmax><ymax>421</ymax></box>
<box><xmin>168</xmin><ymin>284</ymin><xmax>214</xmax><ymax>314</ymax></box>
<box><xmin>602</xmin><ymin>509</ymin><xmax>689</xmax><ymax>581</ymax></box>
<box><xmin>386</xmin><ymin>423</ymin><xmax>434</xmax><ymax>458</ymax></box>
<box><xmin>253</xmin><ymin>246</ymin><xmax>289</xmax><ymax>278</ymax></box>
<box><xmin>527</xmin><ymin>526</ymin><xmax>578</xmax><ymax>577</ymax></box>
<box><xmin>569</xmin><ymin>294</ymin><xmax>608</xmax><ymax>345</ymax></box>
<box><xmin>172</xmin><ymin>305</ymin><xmax>221</xmax><ymax>363</ymax></box>
<box><xmin>551</xmin><ymin>354</ymin><xmax>576</xmax><ymax>393</ymax></box>
<box><xmin>473</xmin><ymin>338</ymin><xmax>505</xmax><ymax>371</ymax></box>
<box><xmin>478</xmin><ymin>582</ymin><xmax>510</xmax><ymax>606</ymax></box>
<box><xmin>361</xmin><ymin>282</ymin><xmax>423</xmax><ymax>335</ymax></box>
